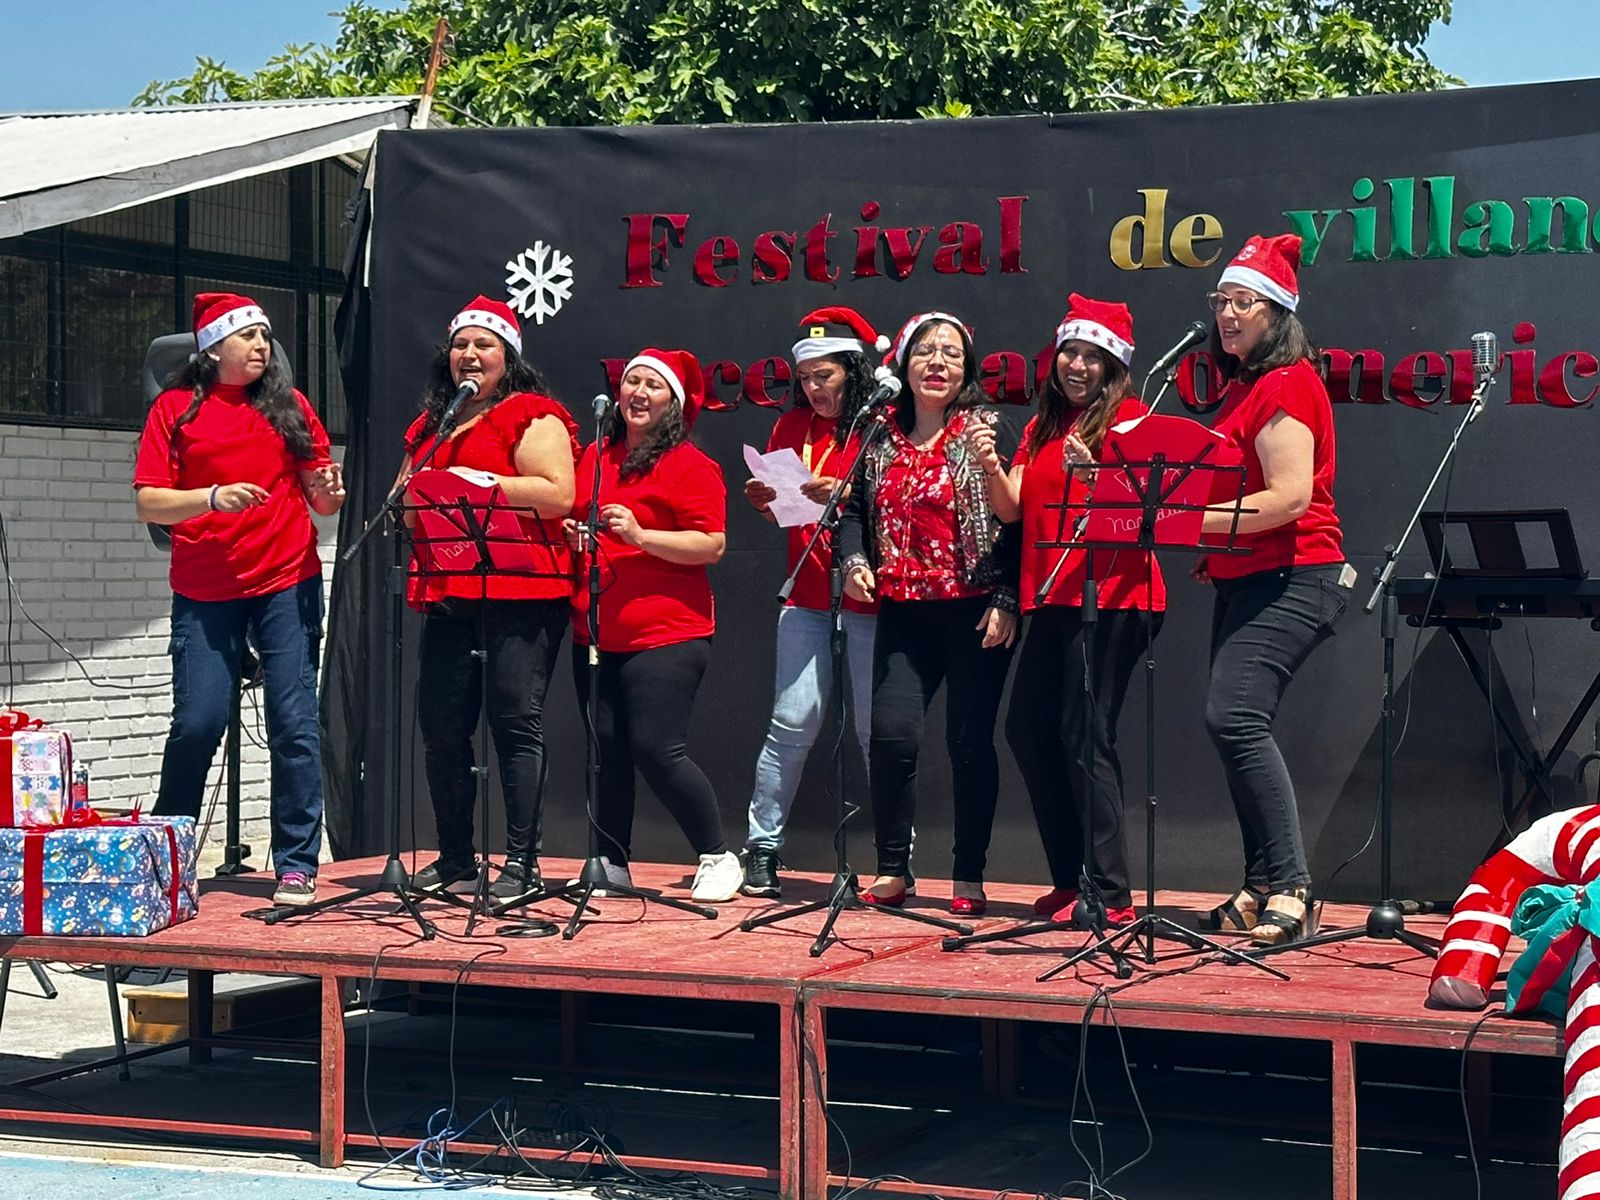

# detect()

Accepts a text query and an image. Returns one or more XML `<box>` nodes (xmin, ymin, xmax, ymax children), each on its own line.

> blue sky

<box><xmin>0</xmin><ymin>1</ymin><xmax>1592</xmax><ymax>112</ymax></box>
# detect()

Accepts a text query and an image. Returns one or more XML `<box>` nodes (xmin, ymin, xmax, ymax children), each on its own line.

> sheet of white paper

<box><xmin>742</xmin><ymin>444</ymin><xmax>826</xmax><ymax>528</ymax></box>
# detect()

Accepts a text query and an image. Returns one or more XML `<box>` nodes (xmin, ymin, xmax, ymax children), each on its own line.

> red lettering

<box><xmin>742</xmin><ymin>357</ymin><xmax>792</xmax><ymax>409</ymax></box>
<box><xmin>802</xmin><ymin>214</ymin><xmax>839</xmax><ymax>284</ymax></box>
<box><xmin>1445</xmin><ymin>349</ymin><xmax>1476</xmax><ymax>404</ymax></box>
<box><xmin>600</xmin><ymin>358</ymin><xmax>627</xmax><ymax>395</ymax></box>
<box><xmin>1175</xmin><ymin>351</ymin><xmax>1224</xmax><ymax>413</ymax></box>
<box><xmin>702</xmin><ymin>360</ymin><xmax>743</xmax><ymax>412</ymax></box>
<box><xmin>1322</xmin><ymin>348</ymin><xmax>1387</xmax><ymax>404</ymax></box>
<box><xmin>999</xmin><ymin>196</ymin><xmax>1027</xmax><ymax>274</ymax></box>
<box><xmin>622</xmin><ymin>213</ymin><xmax>688</xmax><ymax>288</ymax></box>
<box><xmin>752</xmin><ymin>231</ymin><xmax>795</xmax><ymax>283</ymax></box>
<box><xmin>933</xmin><ymin>221</ymin><xmax>988</xmax><ymax>275</ymax></box>
<box><xmin>854</xmin><ymin>201</ymin><xmax>881</xmax><ymax>279</ymax></box>
<box><xmin>882</xmin><ymin>226</ymin><xmax>932</xmax><ymax>280</ymax></box>
<box><xmin>1539</xmin><ymin>350</ymin><xmax>1599</xmax><ymax>407</ymax></box>
<box><xmin>980</xmin><ymin>352</ymin><xmax>1030</xmax><ymax>405</ymax></box>
<box><xmin>693</xmin><ymin>236</ymin><xmax>739</xmax><ymax>287</ymax></box>
<box><xmin>1388</xmin><ymin>352</ymin><xmax>1447</xmax><ymax>409</ymax></box>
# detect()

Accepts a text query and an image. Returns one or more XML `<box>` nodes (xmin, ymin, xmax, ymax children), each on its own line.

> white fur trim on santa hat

<box><xmin>890</xmin><ymin>311</ymin><xmax>964</xmax><ymax>365</ymax></box>
<box><xmin>624</xmin><ymin>354</ymin><xmax>686</xmax><ymax>407</ymax></box>
<box><xmin>1216</xmin><ymin>264</ymin><xmax>1298</xmax><ymax>312</ymax></box>
<box><xmin>1054</xmin><ymin>318</ymin><xmax>1133</xmax><ymax>366</ymax></box>
<box><xmin>449</xmin><ymin>308</ymin><xmax>523</xmax><ymax>354</ymax></box>
<box><xmin>197</xmin><ymin>305</ymin><xmax>270</xmax><ymax>352</ymax></box>
<box><xmin>793</xmin><ymin>335</ymin><xmax>867</xmax><ymax>364</ymax></box>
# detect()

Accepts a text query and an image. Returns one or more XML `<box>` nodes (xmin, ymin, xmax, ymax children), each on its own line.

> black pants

<box><xmin>572</xmin><ymin>638</ymin><xmax>726</xmax><ymax>865</ymax></box>
<box><xmin>416</xmin><ymin>598</ymin><xmax>567</xmax><ymax>866</ymax></box>
<box><xmin>1206</xmin><ymin>565</ymin><xmax>1348</xmax><ymax>892</ymax></box>
<box><xmin>1006</xmin><ymin>605</ymin><xmax>1160</xmax><ymax>909</ymax></box>
<box><xmin>870</xmin><ymin>595</ymin><xmax>1014</xmax><ymax>883</ymax></box>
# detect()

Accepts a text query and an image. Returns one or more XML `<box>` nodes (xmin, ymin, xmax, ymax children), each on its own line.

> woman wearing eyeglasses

<box><xmin>839</xmin><ymin>312</ymin><xmax>1019</xmax><ymax>916</ymax></box>
<box><xmin>1193</xmin><ymin>234</ymin><xmax>1348</xmax><ymax>948</ymax></box>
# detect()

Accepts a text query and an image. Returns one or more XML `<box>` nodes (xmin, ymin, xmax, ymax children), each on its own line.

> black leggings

<box><xmin>1206</xmin><ymin>565</ymin><xmax>1347</xmax><ymax>891</ymax></box>
<box><xmin>416</xmin><ymin>598</ymin><xmax>567</xmax><ymax>866</ymax></box>
<box><xmin>869</xmin><ymin>595</ymin><xmax>1014</xmax><ymax>883</ymax></box>
<box><xmin>1006</xmin><ymin>605</ymin><xmax>1160</xmax><ymax>909</ymax></box>
<box><xmin>572</xmin><ymin>638</ymin><xmax>726</xmax><ymax>865</ymax></box>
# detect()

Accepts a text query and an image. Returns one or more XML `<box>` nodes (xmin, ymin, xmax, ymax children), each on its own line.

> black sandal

<box><xmin>1251</xmin><ymin>886</ymin><xmax>1316</xmax><ymax>947</ymax></box>
<box><xmin>1203</xmin><ymin>883</ymin><xmax>1269</xmax><ymax>932</ymax></box>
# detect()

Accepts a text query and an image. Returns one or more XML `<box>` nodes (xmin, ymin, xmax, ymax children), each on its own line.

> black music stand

<box><xmin>943</xmin><ymin>416</ymin><xmax>1283</xmax><ymax>980</ymax></box>
<box><xmin>495</xmin><ymin>403</ymin><xmax>719</xmax><ymax>939</ymax></box>
<box><xmin>737</xmin><ymin>406</ymin><xmax>974</xmax><ymax>955</ymax></box>
<box><xmin>397</xmin><ymin>470</ymin><xmax>569</xmax><ymax>936</ymax></box>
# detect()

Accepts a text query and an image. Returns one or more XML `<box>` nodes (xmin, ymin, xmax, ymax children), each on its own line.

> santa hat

<box><xmin>886</xmin><ymin>311</ymin><xmax>968</xmax><ymax>367</ymax></box>
<box><xmin>1053</xmin><ymin>293</ymin><xmax>1135</xmax><ymax>366</ymax></box>
<box><xmin>1217</xmin><ymin>234</ymin><xmax>1302</xmax><ymax>312</ymax></box>
<box><xmin>624</xmin><ymin>348</ymin><xmax>705</xmax><ymax>428</ymax></box>
<box><xmin>448</xmin><ymin>295</ymin><xmax>523</xmax><ymax>355</ymax></box>
<box><xmin>193</xmin><ymin>292</ymin><xmax>270</xmax><ymax>352</ymax></box>
<box><xmin>792</xmin><ymin>306</ymin><xmax>890</xmax><ymax>365</ymax></box>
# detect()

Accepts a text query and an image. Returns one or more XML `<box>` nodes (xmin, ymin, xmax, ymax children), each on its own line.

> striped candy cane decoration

<box><xmin>1429</xmin><ymin>804</ymin><xmax>1600</xmax><ymax>1200</ymax></box>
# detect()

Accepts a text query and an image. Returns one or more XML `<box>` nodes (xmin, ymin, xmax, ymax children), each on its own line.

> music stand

<box><xmin>397</xmin><ymin>468</ymin><xmax>569</xmax><ymax>936</ymax></box>
<box><xmin>943</xmin><ymin>414</ymin><xmax>1283</xmax><ymax>981</ymax></box>
<box><xmin>737</xmin><ymin>406</ymin><xmax>975</xmax><ymax>955</ymax></box>
<box><xmin>495</xmin><ymin>404</ymin><xmax>720</xmax><ymax>939</ymax></box>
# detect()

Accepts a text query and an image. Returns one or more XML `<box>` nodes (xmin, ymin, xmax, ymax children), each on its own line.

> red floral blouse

<box><xmin>871</xmin><ymin>415</ymin><xmax>988</xmax><ymax>603</ymax></box>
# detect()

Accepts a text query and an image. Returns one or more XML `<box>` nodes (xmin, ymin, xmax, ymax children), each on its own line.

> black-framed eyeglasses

<box><xmin>1205</xmin><ymin>291</ymin><xmax>1268</xmax><ymax>315</ymax></box>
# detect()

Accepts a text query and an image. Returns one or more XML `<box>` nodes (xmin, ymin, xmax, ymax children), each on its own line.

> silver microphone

<box><xmin>865</xmin><ymin>375</ymin><xmax>903</xmax><ymax>406</ymax></box>
<box><xmin>592</xmin><ymin>391</ymin><xmax>614</xmax><ymax>421</ymax></box>
<box><xmin>1470</xmin><ymin>331</ymin><xmax>1499</xmax><ymax>379</ymax></box>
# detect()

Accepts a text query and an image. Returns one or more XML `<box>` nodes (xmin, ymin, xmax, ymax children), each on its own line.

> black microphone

<box><xmin>1147</xmin><ymin>321</ymin><xmax>1210</xmax><ymax>380</ymax></box>
<box><xmin>1471</xmin><ymin>330</ymin><xmax>1499</xmax><ymax>379</ymax></box>
<box><xmin>436</xmin><ymin>377</ymin><xmax>480</xmax><ymax>434</ymax></box>
<box><xmin>865</xmin><ymin>374</ymin><xmax>903</xmax><ymax>407</ymax></box>
<box><xmin>592</xmin><ymin>391</ymin><xmax>614</xmax><ymax>421</ymax></box>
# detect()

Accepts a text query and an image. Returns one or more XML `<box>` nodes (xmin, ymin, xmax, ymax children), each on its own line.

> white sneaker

<box><xmin>691</xmin><ymin>851</ymin><xmax>742</xmax><ymax>902</ymax></box>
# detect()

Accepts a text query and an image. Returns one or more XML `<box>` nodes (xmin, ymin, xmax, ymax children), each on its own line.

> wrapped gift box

<box><xmin>0</xmin><ymin>815</ymin><xmax>198</xmax><ymax>936</ymax></box>
<box><xmin>2</xmin><ymin>710</ymin><xmax>73</xmax><ymax>828</ymax></box>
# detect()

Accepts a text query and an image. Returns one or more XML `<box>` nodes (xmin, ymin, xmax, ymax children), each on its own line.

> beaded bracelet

<box><xmin>208</xmin><ymin>484</ymin><xmax>219</xmax><ymax>512</ymax></box>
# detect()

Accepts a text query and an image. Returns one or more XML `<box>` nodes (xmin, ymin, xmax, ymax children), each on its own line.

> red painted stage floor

<box><xmin>0</xmin><ymin>856</ymin><xmax>1563</xmax><ymax>1200</ymax></box>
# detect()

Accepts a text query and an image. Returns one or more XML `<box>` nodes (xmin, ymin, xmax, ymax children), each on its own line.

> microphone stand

<box><xmin>740</xmin><ymin>403</ymin><xmax>973</xmax><ymax>955</ymax></box>
<box><xmin>256</xmin><ymin>406</ymin><xmax>474</xmax><ymax>936</ymax></box>
<box><xmin>1249</xmin><ymin>361</ymin><xmax>1499</xmax><ymax>961</ymax></box>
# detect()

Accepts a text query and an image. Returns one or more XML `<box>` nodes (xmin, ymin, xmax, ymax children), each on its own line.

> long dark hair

<box><xmin>797</xmin><ymin>351</ymin><xmax>877</xmax><ymax>447</ymax></box>
<box><xmin>412</xmin><ymin>335</ymin><xmax>552</xmax><ymax>449</ymax></box>
<box><xmin>888</xmin><ymin>317</ymin><xmax>985</xmax><ymax>434</ymax></box>
<box><xmin>601</xmin><ymin>396</ymin><xmax>687</xmax><ymax>481</ymax></box>
<box><xmin>1209</xmin><ymin>302</ymin><xmax>1319</xmax><ymax>384</ymax></box>
<box><xmin>1027</xmin><ymin>344</ymin><xmax>1133</xmax><ymax>459</ymax></box>
<box><xmin>167</xmin><ymin>346</ymin><xmax>313</xmax><ymax>460</ymax></box>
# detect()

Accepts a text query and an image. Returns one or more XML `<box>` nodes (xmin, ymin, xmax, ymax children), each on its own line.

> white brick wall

<box><xmin>0</xmin><ymin>422</ymin><xmax>341</xmax><ymax>872</ymax></box>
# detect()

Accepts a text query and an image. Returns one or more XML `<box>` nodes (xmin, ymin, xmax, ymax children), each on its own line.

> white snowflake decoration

<box><xmin>504</xmin><ymin>241</ymin><xmax>574</xmax><ymax>326</ymax></box>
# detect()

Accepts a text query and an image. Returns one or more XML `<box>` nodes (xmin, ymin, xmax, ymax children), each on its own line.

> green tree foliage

<box><xmin>134</xmin><ymin>0</ymin><xmax>1457</xmax><ymax>125</ymax></box>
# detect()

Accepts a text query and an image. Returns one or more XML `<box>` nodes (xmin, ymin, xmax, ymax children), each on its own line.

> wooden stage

<box><xmin>0</xmin><ymin>855</ymin><xmax>1562</xmax><ymax>1199</ymax></box>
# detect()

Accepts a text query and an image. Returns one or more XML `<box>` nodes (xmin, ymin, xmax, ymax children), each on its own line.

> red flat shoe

<box><xmin>1033</xmin><ymin>887</ymin><xmax>1078</xmax><ymax>917</ymax></box>
<box><xmin>860</xmin><ymin>881</ymin><xmax>907</xmax><ymax>907</ymax></box>
<box><xmin>1106</xmin><ymin>905</ymin><xmax>1137</xmax><ymax>927</ymax></box>
<box><xmin>950</xmin><ymin>894</ymin><xmax>988</xmax><ymax>917</ymax></box>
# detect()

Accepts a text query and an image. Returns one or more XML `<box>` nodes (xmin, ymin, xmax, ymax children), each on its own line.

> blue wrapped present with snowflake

<box><xmin>0</xmin><ymin>812</ymin><xmax>199</xmax><ymax>936</ymax></box>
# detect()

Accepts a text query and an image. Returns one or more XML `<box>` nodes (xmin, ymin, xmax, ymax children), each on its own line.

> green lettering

<box><xmin>1423</xmin><ymin>176</ymin><xmax>1455</xmax><ymax>259</ymax></box>
<box><xmin>1457</xmin><ymin>199</ymin><xmax>1518</xmax><ymax>258</ymax></box>
<box><xmin>1283</xmin><ymin>208</ymin><xmax>1342</xmax><ymax>266</ymax></box>
<box><xmin>1385</xmin><ymin>178</ymin><xmax>1416</xmax><ymax>260</ymax></box>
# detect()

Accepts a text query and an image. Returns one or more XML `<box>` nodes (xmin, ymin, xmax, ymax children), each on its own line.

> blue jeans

<box><xmin>745</xmin><ymin>605</ymin><xmax>876</xmax><ymax>853</ymax></box>
<box><xmin>152</xmin><ymin>575</ymin><xmax>325</xmax><ymax>877</ymax></box>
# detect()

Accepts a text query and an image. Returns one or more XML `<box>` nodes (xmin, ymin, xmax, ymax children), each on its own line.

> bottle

<box><xmin>70</xmin><ymin>760</ymin><xmax>90</xmax><ymax>813</ymax></box>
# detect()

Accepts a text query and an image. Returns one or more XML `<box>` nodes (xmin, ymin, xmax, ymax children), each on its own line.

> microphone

<box><xmin>436</xmin><ymin>377</ymin><xmax>480</xmax><ymax>434</ymax></box>
<box><xmin>1471</xmin><ymin>331</ymin><xmax>1499</xmax><ymax>379</ymax></box>
<box><xmin>865</xmin><ymin>374</ymin><xmax>903</xmax><ymax>407</ymax></box>
<box><xmin>1147</xmin><ymin>320</ymin><xmax>1210</xmax><ymax>381</ymax></box>
<box><xmin>592</xmin><ymin>391</ymin><xmax>614</xmax><ymax>421</ymax></box>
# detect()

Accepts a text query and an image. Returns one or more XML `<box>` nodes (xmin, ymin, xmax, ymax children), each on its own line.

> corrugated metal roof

<box><xmin>0</xmin><ymin>96</ymin><xmax>415</xmax><ymax>237</ymax></box>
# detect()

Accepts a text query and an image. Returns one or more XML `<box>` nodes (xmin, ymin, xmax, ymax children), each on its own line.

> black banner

<box><xmin>327</xmin><ymin>78</ymin><xmax>1600</xmax><ymax>900</ymax></box>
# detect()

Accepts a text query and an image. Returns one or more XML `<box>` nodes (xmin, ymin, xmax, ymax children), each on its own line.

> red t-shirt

<box><xmin>1204</xmin><ymin>360</ymin><xmax>1343</xmax><ymax>579</ymax></box>
<box><xmin>1015</xmin><ymin>399</ymin><xmax>1166</xmax><ymax>613</ymax></box>
<box><xmin>133</xmin><ymin>383</ymin><xmax>332</xmax><ymax>602</ymax></box>
<box><xmin>873</xmin><ymin>414</ymin><xmax>987</xmax><ymax>603</ymax></box>
<box><xmin>571</xmin><ymin>439</ymin><xmax>725</xmax><ymax>653</ymax></box>
<box><xmin>402</xmin><ymin>392</ymin><xmax>579</xmax><ymax>605</ymax></box>
<box><xmin>765</xmin><ymin>407</ymin><xmax>876</xmax><ymax>615</ymax></box>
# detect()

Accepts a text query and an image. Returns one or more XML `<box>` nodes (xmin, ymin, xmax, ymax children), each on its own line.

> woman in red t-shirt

<box><xmin>1193</xmin><ymin>234</ymin><xmax>1350</xmax><ymax>948</ymax></box>
<box><xmin>563</xmin><ymin>348</ymin><xmax>741</xmax><ymax>904</ymax></box>
<box><xmin>737</xmin><ymin>306</ymin><xmax>886</xmax><ymax>900</ymax></box>
<box><xmin>397</xmin><ymin>296</ymin><xmax>578</xmax><ymax>902</ymax></box>
<box><xmin>973</xmin><ymin>294</ymin><xmax>1164</xmax><ymax>928</ymax></box>
<box><xmin>135</xmin><ymin>293</ymin><xmax>345</xmax><ymax>908</ymax></box>
<box><xmin>838</xmin><ymin>312</ymin><xmax>1020</xmax><ymax>916</ymax></box>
